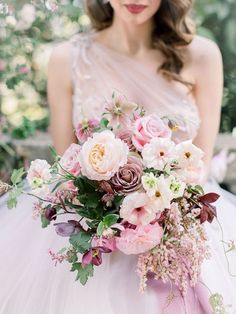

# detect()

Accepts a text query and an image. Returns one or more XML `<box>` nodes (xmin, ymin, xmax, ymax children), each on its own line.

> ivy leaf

<box><xmin>69</xmin><ymin>232</ymin><xmax>91</xmax><ymax>253</ymax></box>
<box><xmin>71</xmin><ymin>262</ymin><xmax>94</xmax><ymax>285</ymax></box>
<box><xmin>103</xmin><ymin>214</ymin><xmax>119</xmax><ymax>227</ymax></box>
<box><xmin>97</xmin><ymin>221</ymin><xmax>105</xmax><ymax>236</ymax></box>
<box><xmin>11</xmin><ymin>168</ymin><xmax>25</xmax><ymax>185</ymax></box>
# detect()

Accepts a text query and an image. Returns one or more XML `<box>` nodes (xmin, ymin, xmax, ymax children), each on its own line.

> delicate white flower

<box><xmin>175</xmin><ymin>140</ymin><xmax>204</xmax><ymax>168</ymax></box>
<box><xmin>142</xmin><ymin>137</ymin><xmax>175</xmax><ymax>170</ymax></box>
<box><xmin>15</xmin><ymin>4</ymin><xmax>36</xmax><ymax>31</ymax></box>
<box><xmin>141</xmin><ymin>173</ymin><xmax>158</xmax><ymax>197</ymax></box>
<box><xmin>151</xmin><ymin>175</ymin><xmax>173</xmax><ymax>211</ymax></box>
<box><xmin>27</xmin><ymin>159</ymin><xmax>51</xmax><ymax>192</ymax></box>
<box><xmin>167</xmin><ymin>175</ymin><xmax>186</xmax><ymax>198</ymax></box>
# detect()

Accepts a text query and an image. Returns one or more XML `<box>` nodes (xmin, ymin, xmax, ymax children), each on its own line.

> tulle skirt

<box><xmin>0</xmin><ymin>179</ymin><xmax>235</xmax><ymax>314</ymax></box>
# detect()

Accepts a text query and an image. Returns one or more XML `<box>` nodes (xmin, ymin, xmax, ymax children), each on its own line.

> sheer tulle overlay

<box><xmin>0</xmin><ymin>32</ymin><xmax>235</xmax><ymax>314</ymax></box>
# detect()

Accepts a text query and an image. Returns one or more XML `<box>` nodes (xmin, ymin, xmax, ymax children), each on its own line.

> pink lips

<box><xmin>125</xmin><ymin>4</ymin><xmax>147</xmax><ymax>14</ymax></box>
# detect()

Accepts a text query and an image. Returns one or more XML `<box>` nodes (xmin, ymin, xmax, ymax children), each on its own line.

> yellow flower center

<box><xmin>155</xmin><ymin>191</ymin><xmax>161</xmax><ymax>198</ymax></box>
<box><xmin>89</xmin><ymin>144</ymin><xmax>105</xmax><ymax>172</ymax></box>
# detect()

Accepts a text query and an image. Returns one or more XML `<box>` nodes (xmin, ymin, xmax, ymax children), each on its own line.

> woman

<box><xmin>0</xmin><ymin>0</ymin><xmax>235</xmax><ymax>313</ymax></box>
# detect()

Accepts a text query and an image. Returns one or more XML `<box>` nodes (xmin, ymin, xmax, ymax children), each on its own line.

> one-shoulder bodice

<box><xmin>70</xmin><ymin>31</ymin><xmax>201</xmax><ymax>142</ymax></box>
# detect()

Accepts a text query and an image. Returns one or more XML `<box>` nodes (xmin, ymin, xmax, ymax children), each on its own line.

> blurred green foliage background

<box><xmin>0</xmin><ymin>0</ymin><xmax>236</xmax><ymax>181</ymax></box>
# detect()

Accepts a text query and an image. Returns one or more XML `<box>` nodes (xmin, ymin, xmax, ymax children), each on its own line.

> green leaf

<box><xmin>6</xmin><ymin>187</ymin><xmax>23</xmax><ymax>209</ymax></box>
<box><xmin>100</xmin><ymin>118</ymin><xmax>109</xmax><ymax>129</ymax></box>
<box><xmin>41</xmin><ymin>215</ymin><xmax>50</xmax><ymax>228</ymax></box>
<box><xmin>113</xmin><ymin>195</ymin><xmax>124</xmax><ymax>208</ymax></box>
<box><xmin>7</xmin><ymin>191</ymin><xmax>17</xmax><ymax>209</ymax></box>
<box><xmin>49</xmin><ymin>146</ymin><xmax>58</xmax><ymax>159</ymax></box>
<box><xmin>71</xmin><ymin>262</ymin><xmax>94</xmax><ymax>285</ymax></box>
<box><xmin>76</xmin><ymin>208</ymin><xmax>98</xmax><ymax>220</ymax></box>
<box><xmin>57</xmin><ymin>247</ymin><xmax>67</xmax><ymax>254</ymax></box>
<box><xmin>97</xmin><ymin>221</ymin><xmax>105</xmax><ymax>236</ymax></box>
<box><xmin>11</xmin><ymin>168</ymin><xmax>25</xmax><ymax>185</ymax></box>
<box><xmin>69</xmin><ymin>232</ymin><xmax>91</xmax><ymax>253</ymax></box>
<box><xmin>103</xmin><ymin>214</ymin><xmax>119</xmax><ymax>227</ymax></box>
<box><xmin>85</xmin><ymin>191</ymin><xmax>101</xmax><ymax>209</ymax></box>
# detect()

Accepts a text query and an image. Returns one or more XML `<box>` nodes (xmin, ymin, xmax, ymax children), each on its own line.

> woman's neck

<box><xmin>98</xmin><ymin>15</ymin><xmax>154</xmax><ymax>56</ymax></box>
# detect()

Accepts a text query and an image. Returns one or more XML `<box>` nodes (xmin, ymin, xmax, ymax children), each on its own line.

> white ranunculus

<box><xmin>142</xmin><ymin>137</ymin><xmax>175</xmax><ymax>170</ymax></box>
<box><xmin>79</xmin><ymin>130</ymin><xmax>129</xmax><ymax>181</ymax></box>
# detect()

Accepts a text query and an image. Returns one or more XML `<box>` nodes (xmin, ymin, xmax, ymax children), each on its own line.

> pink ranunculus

<box><xmin>79</xmin><ymin>130</ymin><xmax>129</xmax><ymax>181</ymax></box>
<box><xmin>120</xmin><ymin>192</ymin><xmax>160</xmax><ymax>226</ymax></box>
<box><xmin>75</xmin><ymin>118</ymin><xmax>100</xmax><ymax>143</ymax></box>
<box><xmin>59</xmin><ymin>143</ymin><xmax>81</xmax><ymax>176</ymax></box>
<box><xmin>116</xmin><ymin>223</ymin><xmax>163</xmax><ymax>255</ymax></box>
<box><xmin>132</xmin><ymin>114</ymin><xmax>171</xmax><ymax>151</ymax></box>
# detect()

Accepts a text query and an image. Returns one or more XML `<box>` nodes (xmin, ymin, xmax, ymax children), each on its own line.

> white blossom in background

<box><xmin>210</xmin><ymin>149</ymin><xmax>236</xmax><ymax>183</ymax></box>
<box><xmin>15</xmin><ymin>4</ymin><xmax>36</xmax><ymax>31</ymax></box>
<box><xmin>45</xmin><ymin>0</ymin><xmax>59</xmax><ymax>12</ymax></box>
<box><xmin>0</xmin><ymin>2</ymin><xmax>9</xmax><ymax>15</ymax></box>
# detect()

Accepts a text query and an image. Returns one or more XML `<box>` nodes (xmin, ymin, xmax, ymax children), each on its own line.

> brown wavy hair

<box><xmin>85</xmin><ymin>0</ymin><xmax>195</xmax><ymax>87</ymax></box>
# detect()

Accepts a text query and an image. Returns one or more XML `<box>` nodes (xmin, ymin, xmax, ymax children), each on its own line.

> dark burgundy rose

<box><xmin>198</xmin><ymin>193</ymin><xmax>220</xmax><ymax>224</ymax></box>
<box><xmin>54</xmin><ymin>221</ymin><xmax>82</xmax><ymax>237</ymax></box>
<box><xmin>110</xmin><ymin>156</ymin><xmax>143</xmax><ymax>193</ymax></box>
<box><xmin>44</xmin><ymin>207</ymin><xmax>56</xmax><ymax>221</ymax></box>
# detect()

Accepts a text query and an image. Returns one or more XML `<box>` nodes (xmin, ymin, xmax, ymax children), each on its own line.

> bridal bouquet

<box><xmin>6</xmin><ymin>94</ymin><xmax>219</xmax><ymax>296</ymax></box>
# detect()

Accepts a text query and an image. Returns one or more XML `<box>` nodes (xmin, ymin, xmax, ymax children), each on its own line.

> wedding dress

<box><xmin>0</xmin><ymin>31</ymin><xmax>235</xmax><ymax>314</ymax></box>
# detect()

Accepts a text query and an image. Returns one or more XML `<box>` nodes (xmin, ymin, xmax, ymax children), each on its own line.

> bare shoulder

<box><xmin>48</xmin><ymin>40</ymin><xmax>72</xmax><ymax>70</ymax></box>
<box><xmin>48</xmin><ymin>40</ymin><xmax>73</xmax><ymax>88</ymax></box>
<box><xmin>186</xmin><ymin>35</ymin><xmax>222</xmax><ymax>69</ymax></box>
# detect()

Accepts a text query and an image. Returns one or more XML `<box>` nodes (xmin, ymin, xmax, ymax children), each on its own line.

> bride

<box><xmin>0</xmin><ymin>0</ymin><xmax>235</xmax><ymax>313</ymax></box>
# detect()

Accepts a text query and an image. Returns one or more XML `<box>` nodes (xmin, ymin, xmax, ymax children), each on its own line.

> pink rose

<box><xmin>79</xmin><ymin>130</ymin><xmax>129</xmax><ymax>181</ymax></box>
<box><xmin>132</xmin><ymin>114</ymin><xmax>171</xmax><ymax>151</ymax></box>
<box><xmin>120</xmin><ymin>192</ymin><xmax>160</xmax><ymax>226</ymax></box>
<box><xmin>116</xmin><ymin>223</ymin><xmax>163</xmax><ymax>255</ymax></box>
<box><xmin>60</xmin><ymin>143</ymin><xmax>81</xmax><ymax>176</ymax></box>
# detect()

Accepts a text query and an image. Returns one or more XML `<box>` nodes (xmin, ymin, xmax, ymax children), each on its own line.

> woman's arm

<box><xmin>190</xmin><ymin>36</ymin><xmax>224</xmax><ymax>178</ymax></box>
<box><xmin>47</xmin><ymin>41</ymin><xmax>77</xmax><ymax>155</ymax></box>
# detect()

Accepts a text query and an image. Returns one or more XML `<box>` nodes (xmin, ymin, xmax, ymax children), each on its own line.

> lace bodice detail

<box><xmin>70</xmin><ymin>32</ymin><xmax>201</xmax><ymax>142</ymax></box>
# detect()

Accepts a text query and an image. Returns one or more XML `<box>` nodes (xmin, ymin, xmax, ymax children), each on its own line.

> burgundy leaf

<box><xmin>200</xmin><ymin>205</ymin><xmax>217</xmax><ymax>224</ymax></box>
<box><xmin>199</xmin><ymin>193</ymin><xmax>220</xmax><ymax>204</ymax></box>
